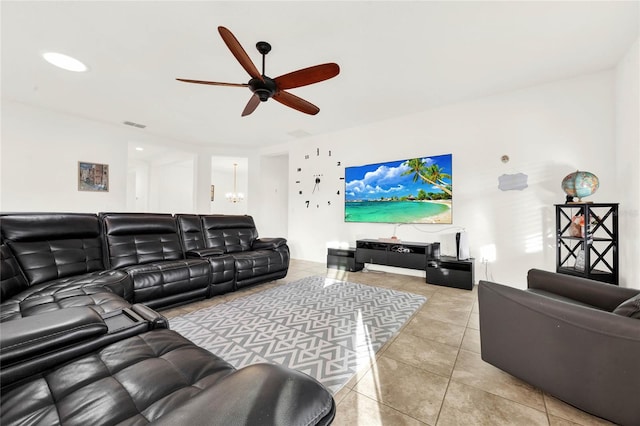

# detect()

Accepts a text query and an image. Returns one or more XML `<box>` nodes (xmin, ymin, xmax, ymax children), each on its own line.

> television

<box><xmin>344</xmin><ymin>153</ymin><xmax>452</xmax><ymax>224</ymax></box>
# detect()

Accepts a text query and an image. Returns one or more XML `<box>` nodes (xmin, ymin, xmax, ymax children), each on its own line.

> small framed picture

<box><xmin>78</xmin><ymin>161</ymin><xmax>109</xmax><ymax>192</ymax></box>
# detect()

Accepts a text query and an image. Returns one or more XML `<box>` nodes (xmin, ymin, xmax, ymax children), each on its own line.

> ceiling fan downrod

<box><xmin>251</xmin><ymin>41</ymin><xmax>274</xmax><ymax>101</ymax></box>
<box><xmin>256</xmin><ymin>41</ymin><xmax>271</xmax><ymax>75</ymax></box>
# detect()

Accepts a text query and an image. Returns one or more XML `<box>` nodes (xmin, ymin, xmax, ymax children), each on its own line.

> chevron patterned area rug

<box><xmin>169</xmin><ymin>276</ymin><xmax>426</xmax><ymax>394</ymax></box>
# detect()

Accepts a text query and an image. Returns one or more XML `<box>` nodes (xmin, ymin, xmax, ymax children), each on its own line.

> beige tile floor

<box><xmin>160</xmin><ymin>259</ymin><xmax>614</xmax><ymax>426</ymax></box>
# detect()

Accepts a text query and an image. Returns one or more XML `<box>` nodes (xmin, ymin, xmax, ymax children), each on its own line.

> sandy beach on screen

<box><xmin>416</xmin><ymin>200</ymin><xmax>451</xmax><ymax>224</ymax></box>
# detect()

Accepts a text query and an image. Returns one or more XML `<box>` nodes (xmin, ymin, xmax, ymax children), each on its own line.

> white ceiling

<box><xmin>2</xmin><ymin>1</ymin><xmax>638</xmax><ymax>152</ymax></box>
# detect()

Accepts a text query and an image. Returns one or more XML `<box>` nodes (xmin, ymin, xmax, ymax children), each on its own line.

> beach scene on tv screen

<box><xmin>344</xmin><ymin>154</ymin><xmax>452</xmax><ymax>224</ymax></box>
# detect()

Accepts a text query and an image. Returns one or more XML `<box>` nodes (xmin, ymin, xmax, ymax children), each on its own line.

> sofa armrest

<box><xmin>152</xmin><ymin>363</ymin><xmax>335</xmax><ymax>426</ymax></box>
<box><xmin>131</xmin><ymin>303</ymin><xmax>169</xmax><ymax>329</ymax></box>
<box><xmin>527</xmin><ymin>269</ymin><xmax>639</xmax><ymax>311</ymax></box>
<box><xmin>0</xmin><ymin>307</ymin><xmax>107</xmax><ymax>366</ymax></box>
<box><xmin>186</xmin><ymin>248</ymin><xmax>225</xmax><ymax>258</ymax></box>
<box><xmin>479</xmin><ymin>280</ymin><xmax>640</xmax><ymax>426</ymax></box>
<box><xmin>252</xmin><ymin>237</ymin><xmax>287</xmax><ymax>250</ymax></box>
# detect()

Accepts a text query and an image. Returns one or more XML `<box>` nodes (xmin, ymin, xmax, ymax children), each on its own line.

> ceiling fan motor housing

<box><xmin>249</xmin><ymin>76</ymin><xmax>277</xmax><ymax>101</ymax></box>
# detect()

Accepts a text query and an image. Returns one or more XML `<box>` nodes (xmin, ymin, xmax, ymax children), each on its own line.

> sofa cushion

<box><xmin>0</xmin><ymin>329</ymin><xmax>237</xmax><ymax>426</ymax></box>
<box><xmin>1</xmin><ymin>244</ymin><xmax>29</xmax><ymax>302</ymax></box>
<box><xmin>1</xmin><ymin>213</ymin><xmax>106</xmax><ymax>285</ymax></box>
<box><xmin>101</xmin><ymin>213</ymin><xmax>185</xmax><ymax>269</ymax></box>
<box><xmin>0</xmin><ymin>213</ymin><xmax>100</xmax><ymax>242</ymax></box>
<box><xmin>200</xmin><ymin>215</ymin><xmax>258</xmax><ymax>253</ymax></box>
<box><xmin>176</xmin><ymin>214</ymin><xmax>206</xmax><ymax>252</ymax></box>
<box><xmin>612</xmin><ymin>293</ymin><xmax>640</xmax><ymax>319</ymax></box>
<box><xmin>232</xmin><ymin>249</ymin><xmax>288</xmax><ymax>284</ymax></box>
<box><xmin>122</xmin><ymin>259</ymin><xmax>210</xmax><ymax>307</ymax></box>
<box><xmin>8</xmin><ymin>239</ymin><xmax>105</xmax><ymax>286</ymax></box>
<box><xmin>0</xmin><ymin>271</ymin><xmax>132</xmax><ymax>322</ymax></box>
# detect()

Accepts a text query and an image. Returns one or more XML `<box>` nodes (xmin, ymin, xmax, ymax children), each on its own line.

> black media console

<box><xmin>355</xmin><ymin>239</ymin><xmax>439</xmax><ymax>270</ymax></box>
<box><xmin>346</xmin><ymin>239</ymin><xmax>474</xmax><ymax>290</ymax></box>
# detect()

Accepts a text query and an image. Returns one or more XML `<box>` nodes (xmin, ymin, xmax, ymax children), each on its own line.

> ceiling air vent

<box><xmin>123</xmin><ymin>120</ymin><xmax>147</xmax><ymax>129</ymax></box>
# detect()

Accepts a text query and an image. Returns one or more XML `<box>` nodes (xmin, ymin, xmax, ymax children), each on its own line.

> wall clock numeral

<box><xmin>337</xmin><ymin>190</ymin><xmax>340</xmax><ymax>195</ymax></box>
<box><xmin>316</xmin><ymin>204</ymin><xmax>319</xmax><ymax>208</ymax></box>
<box><xmin>305</xmin><ymin>200</ymin><xmax>309</xmax><ymax>208</ymax></box>
<box><xmin>304</xmin><ymin>155</ymin><xmax>309</xmax><ymax>160</ymax></box>
<box><xmin>329</xmin><ymin>150</ymin><xmax>332</xmax><ymax>156</ymax></box>
<box><xmin>328</xmin><ymin>201</ymin><xmax>331</xmax><ymax>206</ymax></box>
<box><xmin>339</xmin><ymin>177</ymin><xmax>345</xmax><ymax>180</ymax></box>
<box><xmin>299</xmin><ymin>190</ymin><xmax>303</xmax><ymax>195</ymax></box>
<box><xmin>316</xmin><ymin>148</ymin><xmax>320</xmax><ymax>156</ymax></box>
<box><xmin>337</xmin><ymin>161</ymin><xmax>341</xmax><ymax>166</ymax></box>
<box><xmin>297</xmin><ymin>168</ymin><xmax>302</xmax><ymax>172</ymax></box>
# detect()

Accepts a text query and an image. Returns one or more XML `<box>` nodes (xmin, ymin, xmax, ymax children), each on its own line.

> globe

<box><xmin>561</xmin><ymin>170</ymin><xmax>599</xmax><ymax>201</ymax></box>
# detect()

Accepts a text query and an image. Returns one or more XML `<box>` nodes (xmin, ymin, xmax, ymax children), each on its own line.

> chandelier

<box><xmin>225</xmin><ymin>163</ymin><xmax>244</xmax><ymax>203</ymax></box>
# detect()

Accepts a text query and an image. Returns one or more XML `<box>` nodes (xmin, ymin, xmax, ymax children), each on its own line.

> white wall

<box><xmin>127</xmin><ymin>159</ymin><xmax>149</xmax><ymax>211</ymax></box>
<box><xmin>288</xmin><ymin>71</ymin><xmax>620</xmax><ymax>288</ymax></box>
<box><xmin>615</xmin><ymin>39</ymin><xmax>640</xmax><ymax>288</ymax></box>
<box><xmin>1</xmin><ymin>101</ymin><xmax>128</xmax><ymax>212</ymax></box>
<box><xmin>1</xmin><ymin>101</ymin><xmax>255</xmax><ymax>216</ymax></box>
<box><xmin>149</xmin><ymin>158</ymin><xmax>194</xmax><ymax>213</ymax></box>
<box><xmin>254</xmin><ymin>154</ymin><xmax>289</xmax><ymax>238</ymax></box>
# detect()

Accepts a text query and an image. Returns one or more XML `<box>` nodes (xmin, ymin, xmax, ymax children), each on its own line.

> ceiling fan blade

<box><xmin>241</xmin><ymin>94</ymin><xmax>261</xmax><ymax>116</ymax></box>
<box><xmin>217</xmin><ymin>26</ymin><xmax>263</xmax><ymax>81</ymax></box>
<box><xmin>176</xmin><ymin>78</ymin><xmax>248</xmax><ymax>88</ymax></box>
<box><xmin>273</xmin><ymin>91</ymin><xmax>320</xmax><ymax>115</ymax></box>
<box><xmin>274</xmin><ymin>63</ymin><xmax>340</xmax><ymax>90</ymax></box>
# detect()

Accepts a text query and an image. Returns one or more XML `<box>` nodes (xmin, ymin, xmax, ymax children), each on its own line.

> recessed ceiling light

<box><xmin>135</xmin><ymin>147</ymin><xmax>144</xmax><ymax>151</ymax></box>
<box><xmin>42</xmin><ymin>52</ymin><xmax>88</xmax><ymax>72</ymax></box>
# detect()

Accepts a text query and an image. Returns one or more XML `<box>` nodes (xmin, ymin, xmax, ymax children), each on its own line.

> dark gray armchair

<box><xmin>479</xmin><ymin>269</ymin><xmax>640</xmax><ymax>426</ymax></box>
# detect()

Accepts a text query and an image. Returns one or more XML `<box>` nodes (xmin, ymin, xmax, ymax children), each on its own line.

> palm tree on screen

<box><xmin>425</xmin><ymin>164</ymin><xmax>452</xmax><ymax>195</ymax></box>
<box><xmin>402</xmin><ymin>158</ymin><xmax>452</xmax><ymax>196</ymax></box>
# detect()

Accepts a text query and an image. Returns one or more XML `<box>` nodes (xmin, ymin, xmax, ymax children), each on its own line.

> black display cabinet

<box><xmin>555</xmin><ymin>203</ymin><xmax>618</xmax><ymax>285</ymax></box>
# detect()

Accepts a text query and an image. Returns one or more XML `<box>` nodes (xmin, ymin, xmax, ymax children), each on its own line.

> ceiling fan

<box><xmin>177</xmin><ymin>26</ymin><xmax>340</xmax><ymax>116</ymax></box>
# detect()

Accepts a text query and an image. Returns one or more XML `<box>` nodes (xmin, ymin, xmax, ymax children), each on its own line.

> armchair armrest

<box><xmin>186</xmin><ymin>248</ymin><xmax>225</xmax><ymax>258</ymax></box>
<box><xmin>479</xmin><ymin>280</ymin><xmax>640</xmax><ymax>426</ymax></box>
<box><xmin>527</xmin><ymin>269</ymin><xmax>639</xmax><ymax>311</ymax></box>
<box><xmin>0</xmin><ymin>307</ymin><xmax>107</xmax><ymax>366</ymax></box>
<box><xmin>252</xmin><ymin>237</ymin><xmax>287</xmax><ymax>250</ymax></box>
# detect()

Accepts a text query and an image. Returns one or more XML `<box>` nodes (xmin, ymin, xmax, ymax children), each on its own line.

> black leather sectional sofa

<box><xmin>0</xmin><ymin>212</ymin><xmax>334</xmax><ymax>425</ymax></box>
<box><xmin>1</xmin><ymin>212</ymin><xmax>290</xmax><ymax>319</ymax></box>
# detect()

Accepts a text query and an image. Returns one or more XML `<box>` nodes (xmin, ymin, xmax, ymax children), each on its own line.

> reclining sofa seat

<box><xmin>100</xmin><ymin>213</ymin><xmax>210</xmax><ymax>309</ymax></box>
<box><xmin>0</xmin><ymin>307</ymin><xmax>336</xmax><ymax>426</ymax></box>
<box><xmin>478</xmin><ymin>269</ymin><xmax>640</xmax><ymax>426</ymax></box>
<box><xmin>185</xmin><ymin>214</ymin><xmax>289</xmax><ymax>289</ymax></box>
<box><xmin>0</xmin><ymin>213</ymin><xmax>132</xmax><ymax>322</ymax></box>
<box><xmin>176</xmin><ymin>214</ymin><xmax>235</xmax><ymax>296</ymax></box>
